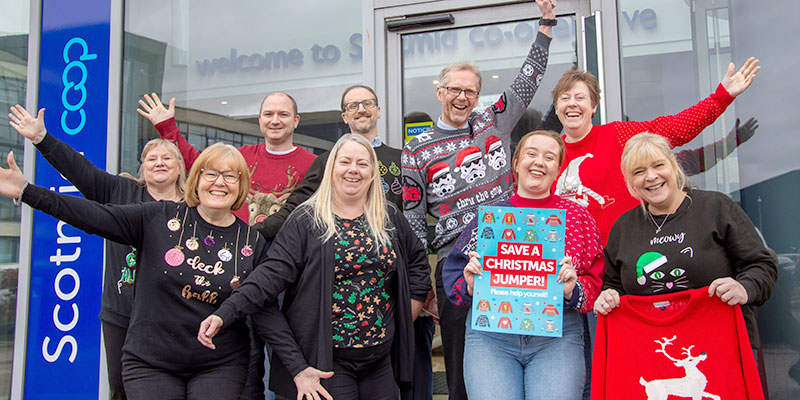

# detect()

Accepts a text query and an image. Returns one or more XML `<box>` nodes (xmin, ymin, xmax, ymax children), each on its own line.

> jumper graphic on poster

<box><xmin>472</xmin><ymin>206</ymin><xmax>566</xmax><ymax>337</ymax></box>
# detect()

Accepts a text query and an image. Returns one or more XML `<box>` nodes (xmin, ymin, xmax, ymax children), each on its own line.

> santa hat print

<box><xmin>454</xmin><ymin>146</ymin><xmax>482</xmax><ymax>171</ymax></box>
<box><xmin>485</xmin><ymin>135</ymin><xmax>502</xmax><ymax>153</ymax></box>
<box><xmin>635</xmin><ymin>251</ymin><xmax>667</xmax><ymax>285</ymax></box>
<box><xmin>428</xmin><ymin>162</ymin><xmax>450</xmax><ymax>182</ymax></box>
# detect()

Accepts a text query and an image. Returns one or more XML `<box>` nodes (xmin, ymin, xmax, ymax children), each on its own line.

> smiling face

<box><xmin>555</xmin><ymin>81</ymin><xmax>598</xmax><ymax>142</ymax></box>
<box><xmin>437</xmin><ymin>69</ymin><xmax>480</xmax><ymax>128</ymax></box>
<box><xmin>513</xmin><ymin>134</ymin><xmax>562</xmax><ymax>199</ymax></box>
<box><xmin>141</xmin><ymin>143</ymin><xmax>181</xmax><ymax>189</ymax></box>
<box><xmin>627</xmin><ymin>156</ymin><xmax>682</xmax><ymax>214</ymax></box>
<box><xmin>196</xmin><ymin>161</ymin><xmax>241</xmax><ymax>213</ymax></box>
<box><xmin>258</xmin><ymin>93</ymin><xmax>300</xmax><ymax>146</ymax></box>
<box><xmin>331</xmin><ymin>140</ymin><xmax>373</xmax><ymax>204</ymax></box>
<box><xmin>341</xmin><ymin>87</ymin><xmax>381</xmax><ymax>137</ymax></box>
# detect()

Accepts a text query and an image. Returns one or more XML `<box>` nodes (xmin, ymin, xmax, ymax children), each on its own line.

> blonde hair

<box><xmin>120</xmin><ymin>138</ymin><xmax>187</xmax><ymax>199</ymax></box>
<box><xmin>185</xmin><ymin>143</ymin><xmax>251</xmax><ymax>211</ymax></box>
<box><xmin>303</xmin><ymin>134</ymin><xmax>392</xmax><ymax>247</ymax></box>
<box><xmin>439</xmin><ymin>61</ymin><xmax>482</xmax><ymax>92</ymax></box>
<box><xmin>621</xmin><ymin>133</ymin><xmax>689</xmax><ymax>206</ymax></box>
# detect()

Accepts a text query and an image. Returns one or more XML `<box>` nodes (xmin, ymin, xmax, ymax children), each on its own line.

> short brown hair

<box><xmin>259</xmin><ymin>92</ymin><xmax>298</xmax><ymax>116</ymax></box>
<box><xmin>552</xmin><ymin>69</ymin><xmax>600</xmax><ymax>107</ymax></box>
<box><xmin>511</xmin><ymin>130</ymin><xmax>566</xmax><ymax>183</ymax></box>
<box><xmin>185</xmin><ymin>143</ymin><xmax>251</xmax><ymax>211</ymax></box>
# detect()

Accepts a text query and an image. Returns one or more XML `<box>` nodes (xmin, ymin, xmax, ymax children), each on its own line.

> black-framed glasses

<box><xmin>440</xmin><ymin>86</ymin><xmax>479</xmax><ymax>100</ymax></box>
<box><xmin>343</xmin><ymin>99</ymin><xmax>378</xmax><ymax>112</ymax></box>
<box><xmin>201</xmin><ymin>168</ymin><xmax>241</xmax><ymax>184</ymax></box>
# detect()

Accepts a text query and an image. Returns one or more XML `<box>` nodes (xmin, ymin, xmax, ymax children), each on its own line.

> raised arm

<box><xmin>676</xmin><ymin>117</ymin><xmax>758</xmax><ymax>176</ymax></box>
<box><xmin>9</xmin><ymin>105</ymin><xmax>136</xmax><ymax>203</ymax></box>
<box><xmin>137</xmin><ymin>93</ymin><xmax>201</xmax><ymax>169</ymax></box>
<box><xmin>613</xmin><ymin>58</ymin><xmax>759</xmax><ymax>147</ymax></box>
<box><xmin>0</xmin><ymin>152</ymin><xmax>147</xmax><ymax>246</ymax></box>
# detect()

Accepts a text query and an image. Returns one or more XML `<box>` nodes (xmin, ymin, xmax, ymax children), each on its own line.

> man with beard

<box><xmin>254</xmin><ymin>85</ymin><xmax>404</xmax><ymax>239</ymax></box>
<box><xmin>401</xmin><ymin>1</ymin><xmax>556</xmax><ymax>398</ymax></box>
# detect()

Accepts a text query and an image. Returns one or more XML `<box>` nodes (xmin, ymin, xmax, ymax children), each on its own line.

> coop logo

<box><xmin>60</xmin><ymin>37</ymin><xmax>96</xmax><ymax>135</ymax></box>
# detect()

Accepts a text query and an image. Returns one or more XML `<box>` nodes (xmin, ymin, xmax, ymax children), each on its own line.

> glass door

<box><xmin>376</xmin><ymin>0</ymin><xmax>597</xmax><ymax>148</ymax></box>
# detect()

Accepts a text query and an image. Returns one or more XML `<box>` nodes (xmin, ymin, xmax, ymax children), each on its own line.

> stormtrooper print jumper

<box><xmin>592</xmin><ymin>288</ymin><xmax>764</xmax><ymax>400</ymax></box>
<box><xmin>553</xmin><ymin>84</ymin><xmax>735</xmax><ymax>244</ymax></box>
<box><xmin>402</xmin><ymin>31</ymin><xmax>551</xmax><ymax>259</ymax></box>
<box><xmin>603</xmin><ymin>189</ymin><xmax>777</xmax><ymax>347</ymax></box>
<box><xmin>441</xmin><ymin>193</ymin><xmax>604</xmax><ymax>314</ymax></box>
<box><xmin>155</xmin><ymin>117</ymin><xmax>316</xmax><ymax>224</ymax></box>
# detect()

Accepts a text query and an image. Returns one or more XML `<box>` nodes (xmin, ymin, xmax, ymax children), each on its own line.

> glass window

<box><xmin>0</xmin><ymin>0</ymin><xmax>28</xmax><ymax>395</ymax></box>
<box><xmin>121</xmin><ymin>0</ymin><xmax>364</xmax><ymax>175</ymax></box>
<box><xmin>618</xmin><ymin>1</ymin><xmax>800</xmax><ymax>397</ymax></box>
<box><xmin>401</xmin><ymin>16</ymin><xmax>577</xmax><ymax>148</ymax></box>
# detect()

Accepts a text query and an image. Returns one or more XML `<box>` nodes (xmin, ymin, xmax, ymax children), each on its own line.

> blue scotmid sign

<box><xmin>25</xmin><ymin>0</ymin><xmax>110</xmax><ymax>398</ymax></box>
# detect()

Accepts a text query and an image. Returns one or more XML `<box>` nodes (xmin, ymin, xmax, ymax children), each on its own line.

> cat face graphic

<box><xmin>635</xmin><ymin>248</ymin><xmax>692</xmax><ymax>292</ymax></box>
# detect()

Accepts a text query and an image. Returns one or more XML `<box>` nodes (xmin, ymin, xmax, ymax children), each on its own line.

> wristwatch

<box><xmin>540</xmin><ymin>18</ymin><xmax>558</xmax><ymax>26</ymax></box>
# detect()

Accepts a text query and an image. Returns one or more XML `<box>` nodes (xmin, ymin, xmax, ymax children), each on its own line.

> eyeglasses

<box><xmin>200</xmin><ymin>168</ymin><xmax>241</xmax><ymax>184</ymax></box>
<box><xmin>440</xmin><ymin>86</ymin><xmax>479</xmax><ymax>100</ymax></box>
<box><xmin>343</xmin><ymin>99</ymin><xmax>378</xmax><ymax>112</ymax></box>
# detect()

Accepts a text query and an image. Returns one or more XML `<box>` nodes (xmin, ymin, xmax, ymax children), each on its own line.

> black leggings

<box><xmin>122</xmin><ymin>357</ymin><xmax>247</xmax><ymax>400</ymax></box>
<box><xmin>327</xmin><ymin>351</ymin><xmax>396</xmax><ymax>400</ymax></box>
<box><xmin>102</xmin><ymin>321</ymin><xmax>128</xmax><ymax>400</ymax></box>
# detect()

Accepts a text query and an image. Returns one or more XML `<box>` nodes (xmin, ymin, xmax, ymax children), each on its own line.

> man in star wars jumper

<box><xmin>402</xmin><ymin>4</ymin><xmax>555</xmax><ymax>397</ymax></box>
<box><xmin>140</xmin><ymin>92</ymin><xmax>316</xmax><ymax>226</ymax></box>
<box><xmin>592</xmin><ymin>288</ymin><xmax>764</xmax><ymax>400</ymax></box>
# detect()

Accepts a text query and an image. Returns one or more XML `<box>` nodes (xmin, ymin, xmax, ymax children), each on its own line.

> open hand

<box><xmin>8</xmin><ymin>106</ymin><xmax>47</xmax><ymax>144</ymax></box>
<box><xmin>721</xmin><ymin>57</ymin><xmax>760</xmax><ymax>97</ymax></box>
<box><xmin>197</xmin><ymin>314</ymin><xmax>223</xmax><ymax>349</ymax></box>
<box><xmin>535</xmin><ymin>0</ymin><xmax>557</xmax><ymax>19</ymax></box>
<box><xmin>137</xmin><ymin>93</ymin><xmax>175</xmax><ymax>126</ymax></box>
<box><xmin>0</xmin><ymin>152</ymin><xmax>28</xmax><ymax>200</ymax></box>
<box><xmin>294</xmin><ymin>367</ymin><xmax>334</xmax><ymax>400</ymax></box>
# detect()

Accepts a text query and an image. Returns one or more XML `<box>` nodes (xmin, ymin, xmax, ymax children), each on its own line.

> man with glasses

<box><xmin>401</xmin><ymin>1</ymin><xmax>556</xmax><ymax>398</ymax></box>
<box><xmin>254</xmin><ymin>85</ymin><xmax>404</xmax><ymax>240</ymax></box>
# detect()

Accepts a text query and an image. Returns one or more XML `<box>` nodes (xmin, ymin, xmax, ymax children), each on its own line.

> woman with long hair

<box><xmin>197</xmin><ymin>134</ymin><xmax>431</xmax><ymax>400</ymax></box>
<box><xmin>8</xmin><ymin>105</ymin><xmax>186</xmax><ymax>399</ymax></box>
<box><xmin>0</xmin><ymin>142</ymin><xmax>269</xmax><ymax>399</ymax></box>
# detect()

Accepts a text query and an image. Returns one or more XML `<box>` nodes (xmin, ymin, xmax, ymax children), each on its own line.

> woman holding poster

<box><xmin>442</xmin><ymin>130</ymin><xmax>604</xmax><ymax>399</ymax></box>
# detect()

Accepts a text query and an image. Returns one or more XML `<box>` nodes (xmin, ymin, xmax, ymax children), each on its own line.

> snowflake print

<box><xmin>421</xmin><ymin>150</ymin><xmax>432</xmax><ymax>160</ymax></box>
<box><xmin>459</xmin><ymin>140</ymin><xmax>470</xmax><ymax>149</ymax></box>
<box><xmin>446</xmin><ymin>142</ymin><xmax>457</xmax><ymax>152</ymax></box>
<box><xmin>433</xmin><ymin>145</ymin><xmax>444</xmax><ymax>155</ymax></box>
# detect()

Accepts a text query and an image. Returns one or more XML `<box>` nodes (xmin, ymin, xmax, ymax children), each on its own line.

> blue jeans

<box><xmin>463</xmin><ymin>309</ymin><xmax>585</xmax><ymax>400</ymax></box>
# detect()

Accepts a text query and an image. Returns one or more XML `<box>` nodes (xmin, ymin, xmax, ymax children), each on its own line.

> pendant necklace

<box><xmin>240</xmin><ymin>225</ymin><xmax>254</xmax><ymax>257</ymax></box>
<box><xmin>185</xmin><ymin>223</ymin><xmax>199</xmax><ymax>251</ymax></box>
<box><xmin>230</xmin><ymin>225</ymin><xmax>242</xmax><ymax>289</ymax></box>
<box><xmin>647</xmin><ymin>209</ymin><xmax>673</xmax><ymax>234</ymax></box>
<box><xmin>165</xmin><ymin>206</ymin><xmax>190</xmax><ymax>267</ymax></box>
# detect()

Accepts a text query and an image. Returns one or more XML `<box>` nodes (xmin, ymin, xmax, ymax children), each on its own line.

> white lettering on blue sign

<box><xmin>60</xmin><ymin>37</ymin><xmax>96</xmax><ymax>135</ymax></box>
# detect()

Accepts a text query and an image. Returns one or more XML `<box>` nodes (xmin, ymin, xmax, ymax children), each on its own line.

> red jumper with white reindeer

<box><xmin>592</xmin><ymin>287</ymin><xmax>763</xmax><ymax>400</ymax></box>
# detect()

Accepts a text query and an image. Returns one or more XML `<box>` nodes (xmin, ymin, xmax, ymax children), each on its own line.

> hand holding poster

<box><xmin>471</xmin><ymin>206</ymin><xmax>566</xmax><ymax>337</ymax></box>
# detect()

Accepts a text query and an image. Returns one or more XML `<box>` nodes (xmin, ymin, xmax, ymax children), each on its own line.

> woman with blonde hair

<box><xmin>198</xmin><ymin>133</ymin><xmax>432</xmax><ymax>400</ymax></box>
<box><xmin>594</xmin><ymin>132</ymin><xmax>776</xmax><ymax>370</ymax></box>
<box><xmin>0</xmin><ymin>142</ymin><xmax>270</xmax><ymax>399</ymax></box>
<box><xmin>8</xmin><ymin>105</ymin><xmax>186</xmax><ymax>399</ymax></box>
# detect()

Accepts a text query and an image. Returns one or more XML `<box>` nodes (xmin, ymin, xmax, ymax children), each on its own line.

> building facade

<box><xmin>1</xmin><ymin>0</ymin><xmax>798</xmax><ymax>398</ymax></box>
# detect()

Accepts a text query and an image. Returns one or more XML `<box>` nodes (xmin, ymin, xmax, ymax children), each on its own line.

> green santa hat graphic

<box><xmin>636</xmin><ymin>252</ymin><xmax>667</xmax><ymax>285</ymax></box>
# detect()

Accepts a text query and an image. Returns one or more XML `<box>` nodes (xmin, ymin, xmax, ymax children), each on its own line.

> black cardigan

<box><xmin>215</xmin><ymin>204</ymin><xmax>430</xmax><ymax>398</ymax></box>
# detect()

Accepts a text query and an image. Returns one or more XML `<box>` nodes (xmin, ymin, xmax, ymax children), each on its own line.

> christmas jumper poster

<box><xmin>472</xmin><ymin>206</ymin><xmax>566</xmax><ymax>337</ymax></box>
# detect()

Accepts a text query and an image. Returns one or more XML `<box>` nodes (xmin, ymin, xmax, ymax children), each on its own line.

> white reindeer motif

<box><xmin>639</xmin><ymin>335</ymin><xmax>720</xmax><ymax>400</ymax></box>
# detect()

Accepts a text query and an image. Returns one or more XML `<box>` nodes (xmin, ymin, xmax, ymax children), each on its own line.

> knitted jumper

<box><xmin>402</xmin><ymin>32</ymin><xmax>551</xmax><ymax>259</ymax></box>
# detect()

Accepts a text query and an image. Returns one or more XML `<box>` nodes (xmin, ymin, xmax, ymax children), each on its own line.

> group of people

<box><xmin>3</xmin><ymin>0</ymin><xmax>778</xmax><ymax>399</ymax></box>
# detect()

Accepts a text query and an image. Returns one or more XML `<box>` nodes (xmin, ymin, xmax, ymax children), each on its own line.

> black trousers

<box><xmin>240</xmin><ymin>317</ymin><xmax>266</xmax><ymax>400</ymax></box>
<box><xmin>122</xmin><ymin>356</ymin><xmax>247</xmax><ymax>400</ymax></box>
<box><xmin>435</xmin><ymin>258</ymin><xmax>469</xmax><ymax>400</ymax></box>
<box><xmin>102</xmin><ymin>321</ymin><xmax>128</xmax><ymax>400</ymax></box>
<box><xmin>400</xmin><ymin>315</ymin><xmax>436</xmax><ymax>400</ymax></box>
<box><xmin>328</xmin><ymin>348</ymin><xmax>396</xmax><ymax>400</ymax></box>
